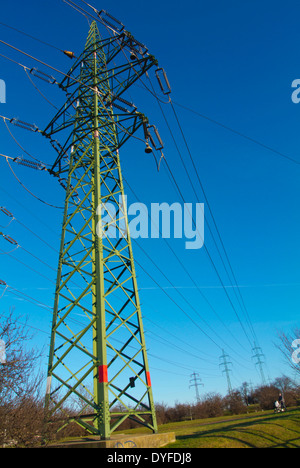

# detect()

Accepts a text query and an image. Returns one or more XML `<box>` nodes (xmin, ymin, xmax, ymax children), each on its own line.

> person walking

<box><xmin>278</xmin><ymin>393</ymin><xmax>286</xmax><ymax>412</ymax></box>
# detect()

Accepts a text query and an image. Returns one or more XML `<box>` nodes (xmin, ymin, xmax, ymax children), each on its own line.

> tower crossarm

<box><xmin>41</xmin><ymin>28</ymin><xmax>158</xmax><ymax>178</ymax></box>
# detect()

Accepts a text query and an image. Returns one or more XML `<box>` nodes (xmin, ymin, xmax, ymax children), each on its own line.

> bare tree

<box><xmin>252</xmin><ymin>385</ymin><xmax>279</xmax><ymax>410</ymax></box>
<box><xmin>240</xmin><ymin>382</ymin><xmax>251</xmax><ymax>406</ymax></box>
<box><xmin>224</xmin><ymin>391</ymin><xmax>247</xmax><ymax>415</ymax></box>
<box><xmin>0</xmin><ymin>308</ymin><xmax>44</xmax><ymax>447</ymax></box>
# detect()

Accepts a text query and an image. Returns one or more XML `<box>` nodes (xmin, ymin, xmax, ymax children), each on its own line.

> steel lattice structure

<box><xmin>43</xmin><ymin>20</ymin><xmax>160</xmax><ymax>439</ymax></box>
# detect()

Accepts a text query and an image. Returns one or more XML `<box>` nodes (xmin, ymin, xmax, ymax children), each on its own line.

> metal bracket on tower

<box><xmin>30</xmin><ymin>68</ymin><xmax>57</xmax><ymax>84</ymax></box>
<box><xmin>9</xmin><ymin>118</ymin><xmax>39</xmax><ymax>132</ymax></box>
<box><xmin>155</xmin><ymin>67</ymin><xmax>171</xmax><ymax>95</ymax></box>
<box><xmin>147</xmin><ymin>125</ymin><xmax>164</xmax><ymax>151</ymax></box>
<box><xmin>104</xmin><ymin>93</ymin><xmax>137</xmax><ymax>114</ymax></box>
<box><xmin>98</xmin><ymin>9</ymin><xmax>125</xmax><ymax>32</ymax></box>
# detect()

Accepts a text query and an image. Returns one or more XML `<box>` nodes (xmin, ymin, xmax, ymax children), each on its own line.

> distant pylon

<box><xmin>219</xmin><ymin>350</ymin><xmax>233</xmax><ymax>394</ymax></box>
<box><xmin>189</xmin><ymin>372</ymin><xmax>204</xmax><ymax>403</ymax></box>
<box><xmin>252</xmin><ymin>342</ymin><xmax>267</xmax><ymax>386</ymax></box>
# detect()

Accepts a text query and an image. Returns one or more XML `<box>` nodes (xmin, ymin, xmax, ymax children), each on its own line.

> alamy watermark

<box><xmin>292</xmin><ymin>339</ymin><xmax>300</xmax><ymax>365</ymax></box>
<box><xmin>0</xmin><ymin>339</ymin><xmax>6</xmax><ymax>364</ymax></box>
<box><xmin>96</xmin><ymin>196</ymin><xmax>205</xmax><ymax>250</ymax></box>
<box><xmin>0</xmin><ymin>79</ymin><xmax>6</xmax><ymax>104</ymax></box>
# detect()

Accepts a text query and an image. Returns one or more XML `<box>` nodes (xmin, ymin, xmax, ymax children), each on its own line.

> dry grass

<box><xmin>162</xmin><ymin>408</ymin><xmax>300</xmax><ymax>448</ymax></box>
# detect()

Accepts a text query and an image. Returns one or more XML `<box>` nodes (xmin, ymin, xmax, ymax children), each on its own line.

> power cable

<box><xmin>123</xmin><ymin>181</ymin><xmax>244</xmax><ymax>356</ymax></box>
<box><xmin>146</xmin><ymin>330</ymin><xmax>218</xmax><ymax>368</ymax></box>
<box><xmin>0</xmin><ymin>38</ymin><xmax>71</xmax><ymax>77</ymax></box>
<box><xmin>169</xmin><ymin>99</ymin><xmax>259</xmax><ymax>343</ymax></box>
<box><xmin>162</xmin><ymin>154</ymin><xmax>254</xmax><ymax>349</ymax></box>
<box><xmin>2</xmin><ymin>282</ymin><xmax>52</xmax><ymax>311</ymax></box>
<box><xmin>143</xmin><ymin>315</ymin><xmax>216</xmax><ymax>362</ymax></box>
<box><xmin>5</xmin><ymin>157</ymin><xmax>63</xmax><ymax>209</ymax></box>
<box><xmin>0</xmin><ymin>185</ymin><xmax>60</xmax><ymax>236</ymax></box>
<box><xmin>0</xmin><ymin>21</ymin><xmax>70</xmax><ymax>54</ymax></box>
<box><xmin>168</xmin><ymin>105</ymin><xmax>267</xmax><ymax>367</ymax></box>
<box><xmin>134</xmin><ymin>239</ymin><xmax>246</xmax><ymax>357</ymax></box>
<box><xmin>1</xmin><ymin>115</ymin><xmax>47</xmax><ymax>165</ymax></box>
<box><xmin>140</xmin><ymin>75</ymin><xmax>255</xmax><ymax>349</ymax></box>
<box><xmin>0</xmin><ymin>247</ymin><xmax>56</xmax><ymax>285</ymax></box>
<box><xmin>147</xmin><ymin>78</ymin><xmax>256</xmax><ymax>340</ymax></box>
<box><xmin>0</xmin><ymin>46</ymin><xmax>150</xmax><ymax>159</ymax></box>
<box><xmin>24</xmin><ymin>68</ymin><xmax>59</xmax><ymax>110</ymax></box>
<box><xmin>134</xmin><ymin>256</ymin><xmax>222</xmax><ymax>351</ymax></box>
<box><xmin>1</xmin><ymin>283</ymin><xmax>217</xmax><ymax>380</ymax></box>
<box><xmin>100</xmin><ymin>19</ymin><xmax>256</xmax><ymax>349</ymax></box>
<box><xmin>172</xmin><ymin>100</ymin><xmax>300</xmax><ymax>166</ymax></box>
<box><xmin>1</xmin><ymin>19</ymin><xmax>298</xmax><ymax>167</ymax></box>
<box><xmin>124</xmin><ymin>182</ymin><xmax>254</xmax><ymax>365</ymax></box>
<box><xmin>12</xmin><ymin>213</ymin><xmax>59</xmax><ymax>254</ymax></box>
<box><xmin>0</xmin><ymin>5</ymin><xmax>264</xmax><ymax>378</ymax></box>
<box><xmin>105</xmin><ymin>27</ymin><xmax>256</xmax><ymax>350</ymax></box>
<box><xmin>0</xmin><ymin>213</ymin><xmax>221</xmax><ymax>367</ymax></box>
<box><xmin>62</xmin><ymin>0</ymin><xmax>91</xmax><ymax>26</ymax></box>
<box><xmin>58</xmin><ymin>10</ymin><xmax>251</xmax><ymax>358</ymax></box>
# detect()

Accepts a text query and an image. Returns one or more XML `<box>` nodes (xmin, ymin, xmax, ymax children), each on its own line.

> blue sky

<box><xmin>0</xmin><ymin>0</ymin><xmax>300</xmax><ymax>406</ymax></box>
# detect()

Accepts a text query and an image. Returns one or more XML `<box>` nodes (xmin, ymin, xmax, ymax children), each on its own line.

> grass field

<box><xmin>160</xmin><ymin>409</ymin><xmax>300</xmax><ymax>448</ymax></box>
<box><xmin>52</xmin><ymin>409</ymin><xmax>300</xmax><ymax>448</ymax></box>
<box><xmin>119</xmin><ymin>408</ymin><xmax>300</xmax><ymax>448</ymax></box>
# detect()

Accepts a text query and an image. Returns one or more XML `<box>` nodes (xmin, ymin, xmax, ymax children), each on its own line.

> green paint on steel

<box><xmin>44</xmin><ymin>21</ymin><xmax>158</xmax><ymax>439</ymax></box>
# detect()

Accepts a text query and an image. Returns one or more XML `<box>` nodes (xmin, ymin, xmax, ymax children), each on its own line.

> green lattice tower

<box><xmin>220</xmin><ymin>350</ymin><xmax>233</xmax><ymax>395</ymax></box>
<box><xmin>252</xmin><ymin>342</ymin><xmax>267</xmax><ymax>387</ymax></box>
<box><xmin>44</xmin><ymin>21</ymin><xmax>158</xmax><ymax>439</ymax></box>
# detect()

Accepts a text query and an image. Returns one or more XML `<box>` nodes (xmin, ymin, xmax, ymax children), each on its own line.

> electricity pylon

<box><xmin>43</xmin><ymin>20</ymin><xmax>160</xmax><ymax>439</ymax></box>
<box><xmin>219</xmin><ymin>349</ymin><xmax>233</xmax><ymax>395</ymax></box>
<box><xmin>189</xmin><ymin>372</ymin><xmax>204</xmax><ymax>403</ymax></box>
<box><xmin>252</xmin><ymin>342</ymin><xmax>267</xmax><ymax>386</ymax></box>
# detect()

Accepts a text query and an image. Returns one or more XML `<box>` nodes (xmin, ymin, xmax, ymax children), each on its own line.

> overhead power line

<box><xmin>161</xmin><ymin>155</ymin><xmax>254</xmax><ymax>349</ymax></box>
<box><xmin>1</xmin><ymin>19</ymin><xmax>298</xmax><ymax>166</ymax></box>
<box><xmin>169</xmin><ymin>99</ymin><xmax>259</xmax><ymax>343</ymax></box>
<box><xmin>172</xmin><ymin>100</ymin><xmax>300</xmax><ymax>166</ymax></box>
<box><xmin>0</xmin><ymin>29</ymin><xmax>255</xmax><ymax>356</ymax></box>
<box><xmin>0</xmin><ymin>6</ymin><xmax>277</xmax><ymax>399</ymax></box>
<box><xmin>4</xmin><ymin>156</ymin><xmax>63</xmax><ymax>209</ymax></box>
<box><xmin>219</xmin><ymin>350</ymin><xmax>233</xmax><ymax>394</ymax></box>
<box><xmin>0</xmin><ymin>208</ymin><xmax>221</xmax><ymax>373</ymax></box>
<box><xmin>0</xmin><ymin>20</ymin><xmax>75</xmax><ymax>57</ymax></box>
<box><xmin>134</xmin><ymin>239</ymin><xmax>246</xmax><ymax>355</ymax></box>
<box><xmin>0</xmin><ymin>16</ymin><xmax>255</xmax><ymax>356</ymax></box>
<box><xmin>189</xmin><ymin>371</ymin><xmax>204</xmax><ymax>403</ymax></box>
<box><xmin>141</xmin><ymin>70</ymin><xmax>258</xmax><ymax>351</ymax></box>
<box><xmin>135</xmin><ymin>69</ymin><xmax>256</xmax><ymax>350</ymax></box>
<box><xmin>124</xmin><ymin>178</ymin><xmax>248</xmax><ymax>357</ymax></box>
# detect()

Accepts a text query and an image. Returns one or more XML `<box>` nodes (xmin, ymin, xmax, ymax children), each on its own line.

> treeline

<box><xmin>155</xmin><ymin>377</ymin><xmax>300</xmax><ymax>425</ymax></box>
